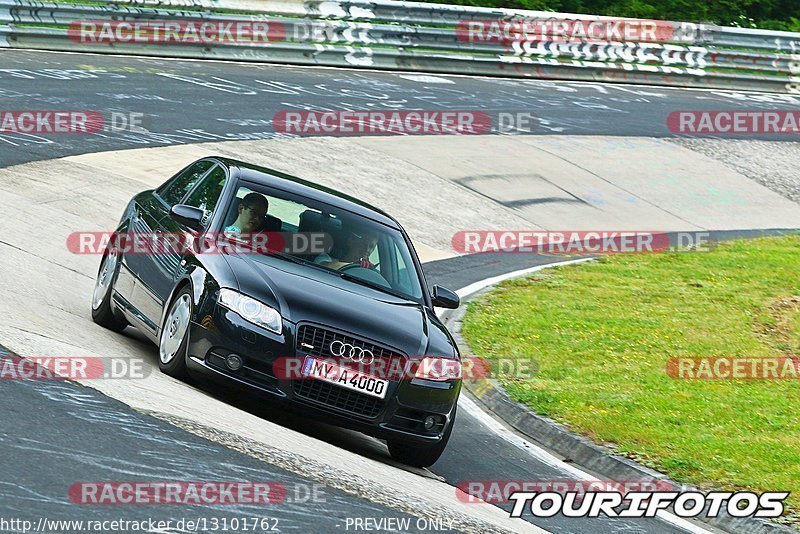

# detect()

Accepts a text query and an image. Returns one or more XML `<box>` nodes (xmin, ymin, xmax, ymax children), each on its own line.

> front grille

<box><xmin>293</xmin><ymin>324</ymin><xmax>404</xmax><ymax>418</ymax></box>
<box><xmin>295</xmin><ymin>324</ymin><xmax>403</xmax><ymax>362</ymax></box>
<box><xmin>294</xmin><ymin>378</ymin><xmax>384</xmax><ymax>418</ymax></box>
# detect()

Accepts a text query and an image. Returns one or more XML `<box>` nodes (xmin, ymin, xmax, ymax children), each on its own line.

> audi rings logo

<box><xmin>329</xmin><ymin>340</ymin><xmax>375</xmax><ymax>364</ymax></box>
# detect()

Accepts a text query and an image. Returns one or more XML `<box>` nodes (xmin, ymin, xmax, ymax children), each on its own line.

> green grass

<box><xmin>462</xmin><ymin>234</ymin><xmax>800</xmax><ymax>516</ymax></box>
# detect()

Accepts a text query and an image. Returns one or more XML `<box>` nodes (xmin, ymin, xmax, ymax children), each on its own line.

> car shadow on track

<box><xmin>190</xmin><ymin>377</ymin><xmax>443</xmax><ymax>479</ymax></box>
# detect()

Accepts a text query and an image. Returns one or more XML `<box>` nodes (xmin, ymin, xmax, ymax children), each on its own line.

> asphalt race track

<box><xmin>2</xmin><ymin>49</ymin><xmax>800</xmax><ymax>169</ymax></box>
<box><xmin>4</xmin><ymin>48</ymin><xmax>798</xmax><ymax>533</ymax></box>
<box><xmin>0</xmin><ymin>365</ymin><xmax>427</xmax><ymax>533</ymax></box>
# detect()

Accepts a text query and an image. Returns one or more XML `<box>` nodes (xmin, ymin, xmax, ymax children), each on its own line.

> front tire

<box><xmin>158</xmin><ymin>287</ymin><xmax>193</xmax><ymax>380</ymax></box>
<box><xmin>91</xmin><ymin>247</ymin><xmax>128</xmax><ymax>332</ymax></box>
<box><xmin>387</xmin><ymin>406</ymin><xmax>457</xmax><ymax>468</ymax></box>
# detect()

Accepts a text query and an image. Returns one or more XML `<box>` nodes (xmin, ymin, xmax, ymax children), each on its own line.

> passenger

<box><xmin>315</xmin><ymin>228</ymin><xmax>378</xmax><ymax>270</ymax></box>
<box><xmin>224</xmin><ymin>193</ymin><xmax>269</xmax><ymax>236</ymax></box>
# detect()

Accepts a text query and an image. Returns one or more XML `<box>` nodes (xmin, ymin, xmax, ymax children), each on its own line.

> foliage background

<box><xmin>417</xmin><ymin>0</ymin><xmax>800</xmax><ymax>31</ymax></box>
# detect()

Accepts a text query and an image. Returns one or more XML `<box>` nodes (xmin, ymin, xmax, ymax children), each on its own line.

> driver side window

<box><xmin>184</xmin><ymin>165</ymin><xmax>228</xmax><ymax>226</ymax></box>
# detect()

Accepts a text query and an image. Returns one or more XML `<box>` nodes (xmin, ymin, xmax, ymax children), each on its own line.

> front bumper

<box><xmin>186</xmin><ymin>306</ymin><xmax>460</xmax><ymax>444</ymax></box>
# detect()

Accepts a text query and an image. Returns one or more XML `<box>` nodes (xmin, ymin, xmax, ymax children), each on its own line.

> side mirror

<box><xmin>170</xmin><ymin>204</ymin><xmax>205</xmax><ymax>231</ymax></box>
<box><xmin>432</xmin><ymin>285</ymin><xmax>460</xmax><ymax>309</ymax></box>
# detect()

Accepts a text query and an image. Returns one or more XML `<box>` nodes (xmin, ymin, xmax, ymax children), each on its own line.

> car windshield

<box><xmin>222</xmin><ymin>182</ymin><xmax>425</xmax><ymax>302</ymax></box>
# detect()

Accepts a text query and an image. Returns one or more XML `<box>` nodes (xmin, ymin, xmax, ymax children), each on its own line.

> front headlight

<box><xmin>412</xmin><ymin>356</ymin><xmax>462</xmax><ymax>381</ymax></box>
<box><xmin>218</xmin><ymin>288</ymin><xmax>282</xmax><ymax>334</ymax></box>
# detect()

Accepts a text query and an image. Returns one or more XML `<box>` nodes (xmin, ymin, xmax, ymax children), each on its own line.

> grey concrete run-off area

<box><xmin>668</xmin><ymin>138</ymin><xmax>800</xmax><ymax>204</ymax></box>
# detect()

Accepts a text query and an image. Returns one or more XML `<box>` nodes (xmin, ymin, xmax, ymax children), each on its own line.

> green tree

<box><xmin>418</xmin><ymin>0</ymin><xmax>800</xmax><ymax>29</ymax></box>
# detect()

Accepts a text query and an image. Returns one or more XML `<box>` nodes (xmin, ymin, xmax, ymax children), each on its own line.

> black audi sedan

<box><xmin>91</xmin><ymin>157</ymin><xmax>462</xmax><ymax>467</ymax></box>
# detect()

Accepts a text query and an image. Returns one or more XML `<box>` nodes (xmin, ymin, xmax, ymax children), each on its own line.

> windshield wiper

<box><xmin>268</xmin><ymin>251</ymin><xmax>307</xmax><ymax>265</ymax></box>
<box><xmin>264</xmin><ymin>251</ymin><xmax>327</xmax><ymax>270</ymax></box>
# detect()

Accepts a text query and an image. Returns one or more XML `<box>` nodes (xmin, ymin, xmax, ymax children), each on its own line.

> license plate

<box><xmin>301</xmin><ymin>357</ymin><xmax>388</xmax><ymax>399</ymax></box>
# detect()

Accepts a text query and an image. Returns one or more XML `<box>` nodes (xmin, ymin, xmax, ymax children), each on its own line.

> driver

<box><xmin>224</xmin><ymin>193</ymin><xmax>269</xmax><ymax>236</ymax></box>
<box><xmin>315</xmin><ymin>228</ymin><xmax>378</xmax><ymax>270</ymax></box>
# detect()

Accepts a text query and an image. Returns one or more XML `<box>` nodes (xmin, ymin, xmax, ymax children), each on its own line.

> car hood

<box><xmin>224</xmin><ymin>254</ymin><xmax>447</xmax><ymax>357</ymax></box>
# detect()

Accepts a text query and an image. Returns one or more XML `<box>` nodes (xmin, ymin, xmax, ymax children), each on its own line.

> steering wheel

<box><xmin>340</xmin><ymin>261</ymin><xmax>379</xmax><ymax>272</ymax></box>
<box><xmin>338</xmin><ymin>263</ymin><xmax>392</xmax><ymax>289</ymax></box>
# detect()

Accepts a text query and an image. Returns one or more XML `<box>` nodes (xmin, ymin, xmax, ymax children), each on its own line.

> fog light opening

<box><xmin>226</xmin><ymin>354</ymin><xmax>243</xmax><ymax>371</ymax></box>
<box><xmin>423</xmin><ymin>415</ymin><xmax>437</xmax><ymax>430</ymax></box>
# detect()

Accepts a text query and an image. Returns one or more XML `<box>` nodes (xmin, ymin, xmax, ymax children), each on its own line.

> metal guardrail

<box><xmin>1</xmin><ymin>0</ymin><xmax>799</xmax><ymax>93</ymax></box>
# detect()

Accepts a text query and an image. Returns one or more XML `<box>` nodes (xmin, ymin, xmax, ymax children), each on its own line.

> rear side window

<box><xmin>184</xmin><ymin>165</ymin><xmax>228</xmax><ymax>226</ymax></box>
<box><xmin>157</xmin><ymin>160</ymin><xmax>215</xmax><ymax>206</ymax></box>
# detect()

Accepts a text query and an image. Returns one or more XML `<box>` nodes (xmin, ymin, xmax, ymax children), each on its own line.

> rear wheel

<box><xmin>91</xmin><ymin>246</ymin><xmax>128</xmax><ymax>332</ymax></box>
<box><xmin>387</xmin><ymin>406</ymin><xmax>456</xmax><ymax>468</ymax></box>
<box><xmin>158</xmin><ymin>287</ymin><xmax>192</xmax><ymax>379</ymax></box>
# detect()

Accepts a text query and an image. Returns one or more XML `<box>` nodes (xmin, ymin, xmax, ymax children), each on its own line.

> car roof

<box><xmin>212</xmin><ymin>157</ymin><xmax>400</xmax><ymax>228</ymax></box>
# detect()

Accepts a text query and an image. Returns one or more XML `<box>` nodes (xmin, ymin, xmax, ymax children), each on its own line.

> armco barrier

<box><xmin>0</xmin><ymin>0</ymin><xmax>799</xmax><ymax>93</ymax></box>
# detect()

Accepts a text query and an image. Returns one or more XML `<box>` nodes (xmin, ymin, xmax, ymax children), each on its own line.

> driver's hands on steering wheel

<box><xmin>338</xmin><ymin>259</ymin><xmax>378</xmax><ymax>271</ymax></box>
